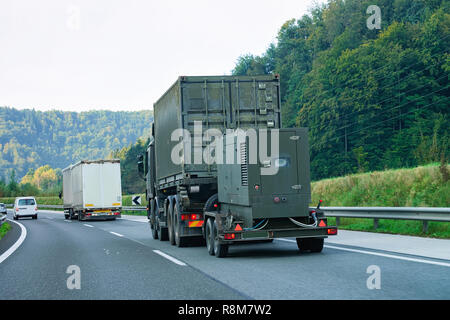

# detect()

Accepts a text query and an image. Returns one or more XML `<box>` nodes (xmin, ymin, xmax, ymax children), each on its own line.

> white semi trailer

<box><xmin>62</xmin><ymin>159</ymin><xmax>122</xmax><ymax>221</ymax></box>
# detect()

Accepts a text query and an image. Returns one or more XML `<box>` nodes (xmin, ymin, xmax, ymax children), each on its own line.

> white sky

<box><xmin>0</xmin><ymin>0</ymin><xmax>321</xmax><ymax>112</ymax></box>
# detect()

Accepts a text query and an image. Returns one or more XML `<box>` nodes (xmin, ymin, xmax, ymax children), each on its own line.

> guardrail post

<box><xmin>336</xmin><ymin>217</ymin><xmax>340</xmax><ymax>226</ymax></box>
<box><xmin>422</xmin><ymin>220</ymin><xmax>428</xmax><ymax>233</ymax></box>
<box><xmin>373</xmin><ymin>218</ymin><xmax>379</xmax><ymax>230</ymax></box>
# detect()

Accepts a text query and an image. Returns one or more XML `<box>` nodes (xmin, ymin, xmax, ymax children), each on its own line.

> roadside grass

<box><xmin>0</xmin><ymin>222</ymin><xmax>12</xmax><ymax>240</ymax></box>
<box><xmin>311</xmin><ymin>163</ymin><xmax>449</xmax><ymax>207</ymax></box>
<box><xmin>313</xmin><ymin>163</ymin><xmax>450</xmax><ymax>239</ymax></box>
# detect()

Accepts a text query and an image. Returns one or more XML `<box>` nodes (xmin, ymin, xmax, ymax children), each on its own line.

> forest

<box><xmin>232</xmin><ymin>0</ymin><xmax>449</xmax><ymax>180</ymax></box>
<box><xmin>0</xmin><ymin>107</ymin><xmax>153</xmax><ymax>182</ymax></box>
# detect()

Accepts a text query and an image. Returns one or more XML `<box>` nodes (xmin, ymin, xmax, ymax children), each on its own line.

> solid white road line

<box><xmin>0</xmin><ymin>220</ymin><xmax>27</xmax><ymax>264</ymax></box>
<box><xmin>83</xmin><ymin>224</ymin><xmax>94</xmax><ymax>228</ymax></box>
<box><xmin>109</xmin><ymin>231</ymin><xmax>124</xmax><ymax>237</ymax></box>
<box><xmin>277</xmin><ymin>238</ymin><xmax>450</xmax><ymax>268</ymax></box>
<box><xmin>64</xmin><ymin>220</ymin><xmax>71</xmax><ymax>223</ymax></box>
<box><xmin>153</xmin><ymin>250</ymin><xmax>187</xmax><ymax>266</ymax></box>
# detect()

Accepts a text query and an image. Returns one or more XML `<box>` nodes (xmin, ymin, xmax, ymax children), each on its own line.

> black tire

<box><xmin>213</xmin><ymin>219</ymin><xmax>228</xmax><ymax>258</ymax></box>
<box><xmin>204</xmin><ymin>193</ymin><xmax>219</xmax><ymax>212</ymax></box>
<box><xmin>296</xmin><ymin>238</ymin><xmax>324</xmax><ymax>253</ymax></box>
<box><xmin>64</xmin><ymin>214</ymin><xmax>69</xmax><ymax>220</ymax></box>
<box><xmin>150</xmin><ymin>221</ymin><xmax>159</xmax><ymax>239</ymax></box>
<box><xmin>174</xmin><ymin>205</ymin><xmax>187</xmax><ymax>247</ymax></box>
<box><xmin>33</xmin><ymin>214</ymin><xmax>38</xmax><ymax>220</ymax></box>
<box><xmin>150</xmin><ymin>204</ymin><xmax>159</xmax><ymax>240</ymax></box>
<box><xmin>13</xmin><ymin>215</ymin><xmax>17</xmax><ymax>220</ymax></box>
<box><xmin>310</xmin><ymin>238</ymin><xmax>324</xmax><ymax>253</ymax></box>
<box><xmin>78</xmin><ymin>212</ymin><xmax>82</xmax><ymax>221</ymax></box>
<box><xmin>168</xmin><ymin>203</ymin><xmax>175</xmax><ymax>245</ymax></box>
<box><xmin>158</xmin><ymin>223</ymin><xmax>169</xmax><ymax>241</ymax></box>
<box><xmin>205</xmin><ymin>218</ymin><xmax>215</xmax><ymax>255</ymax></box>
<box><xmin>296</xmin><ymin>238</ymin><xmax>310</xmax><ymax>253</ymax></box>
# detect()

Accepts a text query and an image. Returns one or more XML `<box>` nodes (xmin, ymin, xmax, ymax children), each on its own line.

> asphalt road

<box><xmin>1</xmin><ymin>210</ymin><xmax>449</xmax><ymax>299</ymax></box>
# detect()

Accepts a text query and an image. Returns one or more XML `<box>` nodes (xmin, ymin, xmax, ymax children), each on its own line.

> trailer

<box><xmin>62</xmin><ymin>159</ymin><xmax>122</xmax><ymax>221</ymax></box>
<box><xmin>139</xmin><ymin>75</ymin><xmax>337</xmax><ymax>257</ymax></box>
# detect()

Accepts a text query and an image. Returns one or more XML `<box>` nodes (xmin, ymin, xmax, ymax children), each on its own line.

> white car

<box><xmin>13</xmin><ymin>197</ymin><xmax>38</xmax><ymax>220</ymax></box>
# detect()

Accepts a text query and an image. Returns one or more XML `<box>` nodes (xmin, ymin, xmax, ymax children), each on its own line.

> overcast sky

<box><xmin>0</xmin><ymin>0</ymin><xmax>321</xmax><ymax>112</ymax></box>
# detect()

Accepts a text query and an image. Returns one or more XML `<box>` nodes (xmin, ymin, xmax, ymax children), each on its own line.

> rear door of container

<box><xmin>229</xmin><ymin>78</ymin><xmax>281</xmax><ymax>130</ymax></box>
<box><xmin>181</xmin><ymin>79</ymin><xmax>230</xmax><ymax>174</ymax></box>
<box><xmin>102</xmin><ymin>162</ymin><xmax>122</xmax><ymax>208</ymax></box>
<box><xmin>83</xmin><ymin>163</ymin><xmax>102</xmax><ymax>208</ymax></box>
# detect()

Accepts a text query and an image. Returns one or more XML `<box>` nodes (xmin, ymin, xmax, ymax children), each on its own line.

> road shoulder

<box><xmin>326</xmin><ymin>229</ymin><xmax>450</xmax><ymax>260</ymax></box>
<box><xmin>0</xmin><ymin>219</ymin><xmax>22</xmax><ymax>257</ymax></box>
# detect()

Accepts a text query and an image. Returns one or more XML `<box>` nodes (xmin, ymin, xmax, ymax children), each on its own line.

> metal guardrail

<box><xmin>320</xmin><ymin>206</ymin><xmax>450</xmax><ymax>232</ymax></box>
<box><xmin>3</xmin><ymin>204</ymin><xmax>449</xmax><ymax>232</ymax></box>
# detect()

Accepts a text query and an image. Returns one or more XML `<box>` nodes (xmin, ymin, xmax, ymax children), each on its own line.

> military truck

<box><xmin>138</xmin><ymin>75</ymin><xmax>337</xmax><ymax>257</ymax></box>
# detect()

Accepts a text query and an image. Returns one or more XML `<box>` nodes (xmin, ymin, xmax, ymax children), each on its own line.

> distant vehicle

<box><xmin>62</xmin><ymin>159</ymin><xmax>122</xmax><ymax>221</ymax></box>
<box><xmin>13</xmin><ymin>197</ymin><xmax>38</xmax><ymax>220</ymax></box>
<box><xmin>0</xmin><ymin>203</ymin><xmax>7</xmax><ymax>215</ymax></box>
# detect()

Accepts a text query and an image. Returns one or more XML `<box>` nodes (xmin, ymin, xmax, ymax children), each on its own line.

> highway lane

<box><xmin>2</xmin><ymin>210</ymin><xmax>450</xmax><ymax>299</ymax></box>
<box><xmin>0</xmin><ymin>210</ymin><xmax>246</xmax><ymax>299</ymax></box>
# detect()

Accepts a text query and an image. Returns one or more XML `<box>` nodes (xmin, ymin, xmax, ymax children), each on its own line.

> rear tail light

<box><xmin>35</xmin><ymin>207</ymin><xmax>38</xmax><ymax>211</ymax></box>
<box><xmin>224</xmin><ymin>233</ymin><xmax>235</xmax><ymax>240</ymax></box>
<box><xmin>114</xmin><ymin>212</ymin><xmax>120</xmax><ymax>215</ymax></box>
<box><xmin>181</xmin><ymin>214</ymin><xmax>202</xmax><ymax>221</ymax></box>
<box><xmin>327</xmin><ymin>228</ymin><xmax>337</xmax><ymax>235</ymax></box>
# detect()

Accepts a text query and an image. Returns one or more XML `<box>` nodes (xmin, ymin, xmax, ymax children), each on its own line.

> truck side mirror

<box><xmin>137</xmin><ymin>155</ymin><xmax>145</xmax><ymax>180</ymax></box>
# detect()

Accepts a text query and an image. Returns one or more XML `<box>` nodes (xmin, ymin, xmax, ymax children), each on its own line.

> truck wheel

<box><xmin>158</xmin><ymin>224</ymin><xmax>168</xmax><ymax>241</ymax></box>
<box><xmin>205</xmin><ymin>218</ymin><xmax>215</xmax><ymax>255</ymax></box>
<box><xmin>64</xmin><ymin>214</ymin><xmax>69</xmax><ymax>219</ymax></box>
<box><xmin>174</xmin><ymin>205</ymin><xmax>187</xmax><ymax>247</ymax></box>
<box><xmin>296</xmin><ymin>238</ymin><xmax>311</xmax><ymax>253</ymax></box>
<box><xmin>310</xmin><ymin>238</ymin><xmax>324</xmax><ymax>253</ymax></box>
<box><xmin>213</xmin><ymin>219</ymin><xmax>228</xmax><ymax>258</ymax></box>
<box><xmin>150</xmin><ymin>220</ymin><xmax>159</xmax><ymax>239</ymax></box>
<box><xmin>78</xmin><ymin>212</ymin><xmax>82</xmax><ymax>221</ymax></box>
<box><xmin>168</xmin><ymin>204</ymin><xmax>175</xmax><ymax>245</ymax></box>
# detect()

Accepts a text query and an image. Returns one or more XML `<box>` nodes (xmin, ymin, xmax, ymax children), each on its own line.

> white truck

<box><xmin>62</xmin><ymin>159</ymin><xmax>122</xmax><ymax>221</ymax></box>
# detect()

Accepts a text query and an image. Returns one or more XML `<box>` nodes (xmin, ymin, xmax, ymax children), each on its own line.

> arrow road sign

<box><xmin>132</xmin><ymin>196</ymin><xmax>141</xmax><ymax>206</ymax></box>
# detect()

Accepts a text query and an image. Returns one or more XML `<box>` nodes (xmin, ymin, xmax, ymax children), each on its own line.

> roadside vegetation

<box><xmin>0</xmin><ymin>222</ymin><xmax>11</xmax><ymax>240</ymax></box>
<box><xmin>311</xmin><ymin>163</ymin><xmax>450</xmax><ymax>238</ymax></box>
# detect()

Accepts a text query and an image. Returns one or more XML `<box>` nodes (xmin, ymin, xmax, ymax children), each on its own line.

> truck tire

<box><xmin>150</xmin><ymin>221</ymin><xmax>159</xmax><ymax>239</ymax></box>
<box><xmin>310</xmin><ymin>238</ymin><xmax>324</xmax><ymax>253</ymax></box>
<box><xmin>296</xmin><ymin>238</ymin><xmax>324</xmax><ymax>253</ymax></box>
<box><xmin>158</xmin><ymin>223</ymin><xmax>168</xmax><ymax>241</ymax></box>
<box><xmin>149</xmin><ymin>204</ymin><xmax>158</xmax><ymax>240</ymax></box>
<box><xmin>174</xmin><ymin>205</ymin><xmax>187</xmax><ymax>247</ymax></box>
<box><xmin>205</xmin><ymin>218</ymin><xmax>215</xmax><ymax>255</ymax></box>
<box><xmin>213</xmin><ymin>219</ymin><xmax>228</xmax><ymax>258</ymax></box>
<box><xmin>296</xmin><ymin>238</ymin><xmax>311</xmax><ymax>253</ymax></box>
<box><xmin>204</xmin><ymin>193</ymin><xmax>219</xmax><ymax>212</ymax></box>
<box><xmin>168</xmin><ymin>203</ymin><xmax>175</xmax><ymax>245</ymax></box>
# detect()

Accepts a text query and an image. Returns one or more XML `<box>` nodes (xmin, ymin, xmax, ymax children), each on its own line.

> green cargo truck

<box><xmin>138</xmin><ymin>75</ymin><xmax>337</xmax><ymax>257</ymax></box>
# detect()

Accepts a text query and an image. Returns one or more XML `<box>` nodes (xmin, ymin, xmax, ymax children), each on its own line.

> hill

<box><xmin>0</xmin><ymin>107</ymin><xmax>153</xmax><ymax>181</ymax></box>
<box><xmin>232</xmin><ymin>0</ymin><xmax>449</xmax><ymax>181</ymax></box>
